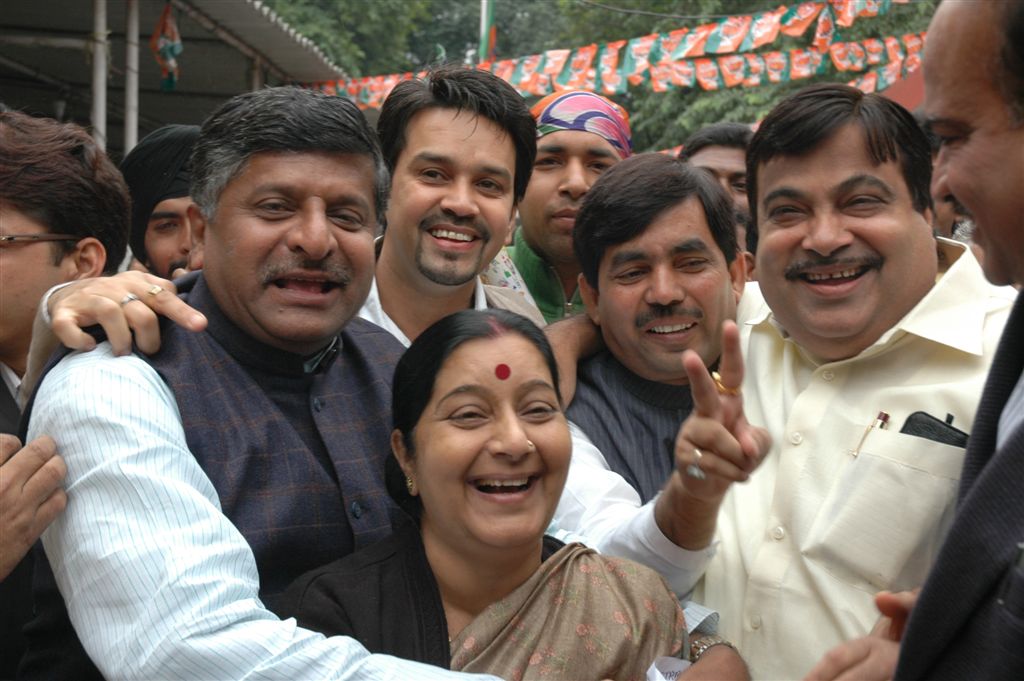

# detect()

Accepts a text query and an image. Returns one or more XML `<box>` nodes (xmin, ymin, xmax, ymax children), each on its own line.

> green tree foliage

<box><xmin>261</xmin><ymin>0</ymin><xmax>431</xmax><ymax>76</ymax></box>
<box><xmin>263</xmin><ymin>0</ymin><xmax>938</xmax><ymax>149</ymax></box>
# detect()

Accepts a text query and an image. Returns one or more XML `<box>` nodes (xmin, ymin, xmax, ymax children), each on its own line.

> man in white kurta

<box><xmin>693</xmin><ymin>82</ymin><xmax>1016</xmax><ymax>680</ymax></box>
<box><xmin>698</xmin><ymin>241</ymin><xmax>1013</xmax><ymax>678</ymax></box>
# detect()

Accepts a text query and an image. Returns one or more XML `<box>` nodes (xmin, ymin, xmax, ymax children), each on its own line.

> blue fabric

<box><xmin>567</xmin><ymin>351</ymin><xmax>693</xmax><ymax>503</ymax></box>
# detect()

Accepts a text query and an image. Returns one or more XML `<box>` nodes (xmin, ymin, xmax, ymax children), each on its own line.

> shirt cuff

<box><xmin>635</xmin><ymin>501</ymin><xmax>717</xmax><ymax>597</ymax></box>
<box><xmin>681</xmin><ymin>600</ymin><xmax>719</xmax><ymax>635</ymax></box>
<box><xmin>38</xmin><ymin>281</ymin><xmax>77</xmax><ymax>327</ymax></box>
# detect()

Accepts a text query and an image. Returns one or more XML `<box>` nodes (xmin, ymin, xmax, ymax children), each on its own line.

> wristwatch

<box><xmin>689</xmin><ymin>633</ymin><xmax>736</xmax><ymax>662</ymax></box>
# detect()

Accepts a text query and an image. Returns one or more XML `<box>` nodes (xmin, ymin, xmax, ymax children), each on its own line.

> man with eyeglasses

<box><xmin>0</xmin><ymin>109</ymin><xmax>128</xmax><ymax>677</ymax></box>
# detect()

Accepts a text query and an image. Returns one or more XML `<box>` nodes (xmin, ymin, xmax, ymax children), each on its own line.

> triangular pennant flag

<box><xmin>812</xmin><ymin>5</ymin><xmax>837</xmax><ymax>52</ymax></box>
<box><xmin>863</xmin><ymin>38</ymin><xmax>885</xmax><ymax>64</ymax></box>
<box><xmin>764</xmin><ymin>51</ymin><xmax>791</xmax><ymax>83</ymax></box>
<box><xmin>780</xmin><ymin>2</ymin><xmax>824</xmax><ymax>37</ymax></box>
<box><xmin>706</xmin><ymin>15</ymin><xmax>752</xmax><ymax>54</ymax></box>
<box><xmin>491</xmin><ymin>59</ymin><xmax>516</xmax><ymax>83</ymax></box>
<box><xmin>694</xmin><ymin>58</ymin><xmax>724</xmax><ymax>90</ymax></box>
<box><xmin>559</xmin><ymin>44</ymin><xmax>597</xmax><ymax>90</ymax></box>
<box><xmin>596</xmin><ymin>40</ymin><xmax>628</xmax><ymax>95</ymax></box>
<box><xmin>719</xmin><ymin>55</ymin><xmax>748</xmax><ymax>87</ymax></box>
<box><xmin>623</xmin><ymin>34</ymin><xmax>659</xmax><ymax>86</ymax></box>
<box><xmin>672</xmin><ymin>23</ymin><xmax>714</xmax><ymax>59</ymax></box>
<box><xmin>743</xmin><ymin>53</ymin><xmax>766</xmax><ymax>87</ymax></box>
<box><xmin>538</xmin><ymin>49</ymin><xmax>571</xmax><ymax>93</ymax></box>
<box><xmin>739</xmin><ymin>9</ymin><xmax>783</xmax><ymax>51</ymax></box>
<box><xmin>832</xmin><ymin>0</ymin><xmax>857</xmax><ymax>27</ymax></box>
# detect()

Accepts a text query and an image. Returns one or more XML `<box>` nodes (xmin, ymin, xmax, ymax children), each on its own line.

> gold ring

<box><xmin>146</xmin><ymin>284</ymin><xmax>164</xmax><ymax>297</ymax></box>
<box><xmin>711</xmin><ymin>371</ymin><xmax>741</xmax><ymax>396</ymax></box>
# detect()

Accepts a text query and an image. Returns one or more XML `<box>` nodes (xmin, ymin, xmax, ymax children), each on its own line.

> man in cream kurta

<box><xmin>697</xmin><ymin>241</ymin><xmax>1013</xmax><ymax>679</ymax></box>
<box><xmin>690</xmin><ymin>81</ymin><xmax>1017</xmax><ymax>680</ymax></box>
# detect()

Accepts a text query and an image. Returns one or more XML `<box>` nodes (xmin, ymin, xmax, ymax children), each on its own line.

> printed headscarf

<box><xmin>531</xmin><ymin>90</ymin><xmax>633</xmax><ymax>158</ymax></box>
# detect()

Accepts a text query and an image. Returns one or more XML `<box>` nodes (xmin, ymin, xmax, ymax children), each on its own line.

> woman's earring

<box><xmin>405</xmin><ymin>476</ymin><xmax>415</xmax><ymax>495</ymax></box>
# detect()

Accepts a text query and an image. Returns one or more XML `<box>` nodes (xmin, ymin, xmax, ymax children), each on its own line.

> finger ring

<box><xmin>120</xmin><ymin>293</ymin><xmax>140</xmax><ymax>306</ymax></box>
<box><xmin>685</xmin><ymin>448</ymin><xmax>707</xmax><ymax>480</ymax></box>
<box><xmin>146</xmin><ymin>284</ymin><xmax>164</xmax><ymax>297</ymax></box>
<box><xmin>711</xmin><ymin>371</ymin><xmax>741</xmax><ymax>396</ymax></box>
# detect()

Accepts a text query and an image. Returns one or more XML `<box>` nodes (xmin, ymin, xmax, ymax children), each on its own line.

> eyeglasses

<box><xmin>0</xmin><ymin>233</ymin><xmax>80</xmax><ymax>247</ymax></box>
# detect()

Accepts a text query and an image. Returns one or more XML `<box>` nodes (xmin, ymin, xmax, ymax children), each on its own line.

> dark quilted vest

<box><xmin>145</xmin><ymin>275</ymin><xmax>401</xmax><ymax>594</ymax></box>
<box><xmin>16</xmin><ymin>273</ymin><xmax>404</xmax><ymax>680</ymax></box>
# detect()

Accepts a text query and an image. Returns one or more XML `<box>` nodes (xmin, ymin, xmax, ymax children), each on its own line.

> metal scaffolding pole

<box><xmin>91</xmin><ymin>0</ymin><xmax>108</xmax><ymax>149</ymax></box>
<box><xmin>124</xmin><ymin>0</ymin><xmax>139</xmax><ymax>152</ymax></box>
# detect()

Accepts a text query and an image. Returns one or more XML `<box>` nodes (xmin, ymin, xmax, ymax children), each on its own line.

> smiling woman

<box><xmin>273</xmin><ymin>309</ymin><xmax>687</xmax><ymax>679</ymax></box>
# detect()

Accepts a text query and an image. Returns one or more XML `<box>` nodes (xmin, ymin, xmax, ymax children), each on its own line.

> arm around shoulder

<box><xmin>29</xmin><ymin>348</ymin><xmax>492</xmax><ymax>681</ymax></box>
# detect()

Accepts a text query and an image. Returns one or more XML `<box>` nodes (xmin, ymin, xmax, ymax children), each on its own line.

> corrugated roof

<box><xmin>191</xmin><ymin>0</ymin><xmax>345</xmax><ymax>82</ymax></box>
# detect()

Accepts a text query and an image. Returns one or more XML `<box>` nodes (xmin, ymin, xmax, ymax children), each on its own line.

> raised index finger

<box><xmin>715</xmin><ymin>320</ymin><xmax>744</xmax><ymax>394</ymax></box>
<box><xmin>683</xmin><ymin>349</ymin><xmax>722</xmax><ymax>421</ymax></box>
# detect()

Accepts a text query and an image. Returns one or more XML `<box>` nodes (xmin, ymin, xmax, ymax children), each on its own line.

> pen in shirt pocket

<box><xmin>853</xmin><ymin>411</ymin><xmax>890</xmax><ymax>457</ymax></box>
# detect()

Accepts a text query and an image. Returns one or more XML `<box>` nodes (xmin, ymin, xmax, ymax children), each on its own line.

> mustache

<box><xmin>420</xmin><ymin>212</ymin><xmax>492</xmax><ymax>243</ymax></box>
<box><xmin>784</xmin><ymin>254</ymin><xmax>884</xmax><ymax>280</ymax></box>
<box><xmin>260</xmin><ymin>258</ymin><xmax>352</xmax><ymax>287</ymax></box>
<box><xmin>941</xmin><ymin>194</ymin><xmax>972</xmax><ymax>218</ymax></box>
<box><xmin>634</xmin><ymin>304</ymin><xmax>704</xmax><ymax>329</ymax></box>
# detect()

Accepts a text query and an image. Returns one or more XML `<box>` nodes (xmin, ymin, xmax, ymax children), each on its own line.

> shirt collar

<box><xmin>0</xmin><ymin>362</ymin><xmax>20</xmax><ymax>402</ymax></box>
<box><xmin>361</xmin><ymin>275</ymin><xmax>489</xmax><ymax>348</ymax></box>
<box><xmin>895</xmin><ymin>238</ymin><xmax>1005</xmax><ymax>356</ymax></box>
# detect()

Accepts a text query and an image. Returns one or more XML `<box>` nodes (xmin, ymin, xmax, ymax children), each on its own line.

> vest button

<box><xmin>350</xmin><ymin>501</ymin><xmax>363</xmax><ymax>519</ymax></box>
<box><xmin>312</xmin><ymin>397</ymin><xmax>324</xmax><ymax>412</ymax></box>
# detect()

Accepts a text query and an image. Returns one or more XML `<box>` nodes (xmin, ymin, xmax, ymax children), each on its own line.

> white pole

<box><xmin>478</xmin><ymin>0</ymin><xmax>490</xmax><ymax>63</ymax></box>
<box><xmin>124</xmin><ymin>0</ymin><xmax>139</xmax><ymax>152</ymax></box>
<box><xmin>91</xmin><ymin>0</ymin><xmax>108</xmax><ymax>150</ymax></box>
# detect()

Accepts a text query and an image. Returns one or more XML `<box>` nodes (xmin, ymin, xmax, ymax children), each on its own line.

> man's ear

<box><xmin>578</xmin><ymin>272</ymin><xmax>601</xmax><ymax>327</ymax></box>
<box><xmin>504</xmin><ymin>209</ymin><xmax>518</xmax><ymax>246</ymax></box>
<box><xmin>390</xmin><ymin>430</ymin><xmax>417</xmax><ymax>495</ymax></box>
<box><xmin>742</xmin><ymin>251</ymin><xmax>755</xmax><ymax>282</ymax></box>
<box><xmin>922</xmin><ymin>206</ymin><xmax>935</xmax><ymax>233</ymax></box>
<box><xmin>64</xmin><ymin>237</ymin><xmax>107</xmax><ymax>280</ymax></box>
<box><xmin>187</xmin><ymin>204</ymin><xmax>207</xmax><ymax>269</ymax></box>
<box><xmin>728</xmin><ymin>254</ymin><xmax>747</xmax><ymax>304</ymax></box>
<box><xmin>505</xmin><ymin>213</ymin><xmax>520</xmax><ymax>246</ymax></box>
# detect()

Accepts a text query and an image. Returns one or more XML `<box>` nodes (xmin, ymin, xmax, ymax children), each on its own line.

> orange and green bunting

<box><xmin>314</xmin><ymin>0</ymin><xmax>918</xmax><ymax>109</ymax></box>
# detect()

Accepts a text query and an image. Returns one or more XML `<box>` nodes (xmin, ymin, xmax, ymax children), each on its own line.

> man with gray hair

<box><xmin>20</xmin><ymin>87</ymin><xmax>497</xmax><ymax>681</ymax></box>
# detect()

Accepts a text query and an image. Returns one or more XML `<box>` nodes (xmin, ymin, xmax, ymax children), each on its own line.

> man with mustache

<box><xmin>19</xmin><ymin>86</ymin><xmax>500</xmax><ymax>681</ymax></box>
<box><xmin>485</xmin><ymin>90</ymin><xmax>633</xmax><ymax>324</ymax></box>
<box><xmin>694</xmin><ymin>83</ymin><xmax>1015</xmax><ymax>680</ymax></box>
<box><xmin>551</xmin><ymin>153</ymin><xmax>762</xmax><ymax>671</ymax></box>
<box><xmin>362</xmin><ymin>64</ymin><xmax>544</xmax><ymax>345</ymax></box>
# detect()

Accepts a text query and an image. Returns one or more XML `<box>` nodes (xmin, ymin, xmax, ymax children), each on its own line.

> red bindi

<box><xmin>495</xmin><ymin>363</ymin><xmax>511</xmax><ymax>380</ymax></box>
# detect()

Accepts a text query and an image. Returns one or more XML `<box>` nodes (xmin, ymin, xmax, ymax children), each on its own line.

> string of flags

<box><xmin>311</xmin><ymin>0</ymin><xmax>920</xmax><ymax>109</ymax></box>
